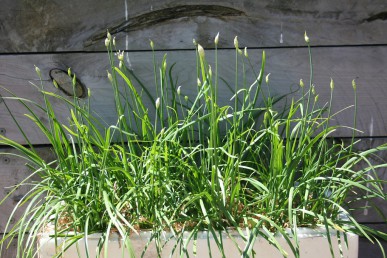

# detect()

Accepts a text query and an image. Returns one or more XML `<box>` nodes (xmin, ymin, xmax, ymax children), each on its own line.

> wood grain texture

<box><xmin>358</xmin><ymin>223</ymin><xmax>387</xmax><ymax>258</ymax></box>
<box><xmin>1</xmin><ymin>0</ymin><xmax>387</xmax><ymax>52</ymax></box>
<box><xmin>0</xmin><ymin>234</ymin><xmax>18</xmax><ymax>258</ymax></box>
<box><xmin>1</xmin><ymin>46</ymin><xmax>387</xmax><ymax>144</ymax></box>
<box><xmin>0</xmin><ymin>147</ymin><xmax>55</xmax><ymax>234</ymax></box>
<box><xmin>347</xmin><ymin>139</ymin><xmax>387</xmax><ymax>223</ymax></box>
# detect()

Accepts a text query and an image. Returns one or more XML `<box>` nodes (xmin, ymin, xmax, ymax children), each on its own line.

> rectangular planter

<box><xmin>38</xmin><ymin>228</ymin><xmax>358</xmax><ymax>258</ymax></box>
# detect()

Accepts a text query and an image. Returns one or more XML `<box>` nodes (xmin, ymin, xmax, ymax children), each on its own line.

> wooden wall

<box><xmin>1</xmin><ymin>1</ymin><xmax>386</xmax><ymax>257</ymax></box>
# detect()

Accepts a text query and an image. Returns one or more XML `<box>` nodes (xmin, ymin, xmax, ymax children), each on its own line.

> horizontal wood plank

<box><xmin>0</xmin><ymin>147</ymin><xmax>56</xmax><ymax>234</ymax></box>
<box><xmin>358</xmin><ymin>223</ymin><xmax>387</xmax><ymax>258</ymax></box>
<box><xmin>1</xmin><ymin>47</ymin><xmax>387</xmax><ymax>144</ymax></box>
<box><xmin>1</xmin><ymin>0</ymin><xmax>387</xmax><ymax>52</ymax></box>
<box><xmin>0</xmin><ymin>234</ymin><xmax>18</xmax><ymax>258</ymax></box>
<box><xmin>347</xmin><ymin>139</ymin><xmax>387</xmax><ymax>223</ymax></box>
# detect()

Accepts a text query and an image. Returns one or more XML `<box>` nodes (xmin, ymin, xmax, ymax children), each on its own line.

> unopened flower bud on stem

<box><xmin>214</xmin><ymin>32</ymin><xmax>219</xmax><ymax>45</ymax></box>
<box><xmin>304</xmin><ymin>31</ymin><xmax>310</xmax><ymax>43</ymax></box>
<box><xmin>155</xmin><ymin>97</ymin><xmax>160</xmax><ymax>109</ymax></box>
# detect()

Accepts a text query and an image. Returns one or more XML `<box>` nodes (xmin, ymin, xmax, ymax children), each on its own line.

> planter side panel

<box><xmin>38</xmin><ymin>232</ymin><xmax>358</xmax><ymax>258</ymax></box>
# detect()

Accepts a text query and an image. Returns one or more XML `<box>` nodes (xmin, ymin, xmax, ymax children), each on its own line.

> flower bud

<box><xmin>193</xmin><ymin>38</ymin><xmax>197</xmax><ymax>46</ymax></box>
<box><xmin>107</xmin><ymin>30</ymin><xmax>112</xmax><ymax>40</ymax></box>
<box><xmin>155</xmin><ymin>97</ymin><xmax>160</xmax><ymax>109</ymax></box>
<box><xmin>150</xmin><ymin>39</ymin><xmax>154</xmax><ymax>50</ymax></box>
<box><xmin>244</xmin><ymin>47</ymin><xmax>248</xmax><ymax>58</ymax></box>
<box><xmin>34</xmin><ymin>65</ymin><xmax>41</xmax><ymax>77</ymax></box>
<box><xmin>265</xmin><ymin>73</ymin><xmax>271</xmax><ymax>84</ymax></box>
<box><xmin>119</xmin><ymin>61</ymin><xmax>124</xmax><ymax>69</ymax></box>
<box><xmin>72</xmin><ymin>74</ymin><xmax>76</xmax><ymax>86</ymax></box>
<box><xmin>314</xmin><ymin>94</ymin><xmax>319</xmax><ymax>103</ymax></box>
<box><xmin>197</xmin><ymin>78</ymin><xmax>201</xmax><ymax>87</ymax></box>
<box><xmin>88</xmin><ymin>88</ymin><xmax>91</xmax><ymax>97</ymax></box>
<box><xmin>304</xmin><ymin>31</ymin><xmax>310</xmax><ymax>43</ymax></box>
<box><xmin>107</xmin><ymin>71</ymin><xmax>113</xmax><ymax>82</ymax></box>
<box><xmin>105</xmin><ymin>38</ymin><xmax>110</xmax><ymax>47</ymax></box>
<box><xmin>208</xmin><ymin>65</ymin><xmax>212</xmax><ymax>78</ymax></box>
<box><xmin>68</xmin><ymin>68</ymin><xmax>72</xmax><ymax>77</ymax></box>
<box><xmin>184</xmin><ymin>96</ymin><xmax>189</xmax><ymax>101</ymax></box>
<box><xmin>214</xmin><ymin>32</ymin><xmax>219</xmax><ymax>45</ymax></box>
<box><xmin>300</xmin><ymin>79</ymin><xmax>304</xmax><ymax>88</ymax></box>
<box><xmin>330</xmin><ymin>78</ymin><xmax>334</xmax><ymax>90</ymax></box>
<box><xmin>311</xmin><ymin>84</ymin><xmax>315</xmax><ymax>95</ymax></box>
<box><xmin>177</xmin><ymin>86</ymin><xmax>181</xmax><ymax>95</ymax></box>
<box><xmin>117</xmin><ymin>50</ymin><xmax>124</xmax><ymax>61</ymax></box>
<box><xmin>234</xmin><ymin>36</ymin><xmax>239</xmax><ymax>49</ymax></box>
<box><xmin>162</xmin><ymin>59</ymin><xmax>167</xmax><ymax>72</ymax></box>
<box><xmin>237</xmin><ymin>48</ymin><xmax>243</xmax><ymax>55</ymax></box>
<box><xmin>198</xmin><ymin>44</ymin><xmax>205</xmax><ymax>59</ymax></box>
<box><xmin>113</xmin><ymin>37</ymin><xmax>116</xmax><ymax>46</ymax></box>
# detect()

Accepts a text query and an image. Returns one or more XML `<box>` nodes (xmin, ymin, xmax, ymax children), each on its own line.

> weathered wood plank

<box><xmin>0</xmin><ymin>147</ymin><xmax>55</xmax><ymax>234</ymax></box>
<box><xmin>347</xmin><ymin>139</ymin><xmax>387</xmax><ymax>223</ymax></box>
<box><xmin>1</xmin><ymin>46</ymin><xmax>387</xmax><ymax>144</ymax></box>
<box><xmin>358</xmin><ymin>223</ymin><xmax>387</xmax><ymax>258</ymax></box>
<box><xmin>1</xmin><ymin>0</ymin><xmax>387</xmax><ymax>52</ymax></box>
<box><xmin>0</xmin><ymin>234</ymin><xmax>18</xmax><ymax>258</ymax></box>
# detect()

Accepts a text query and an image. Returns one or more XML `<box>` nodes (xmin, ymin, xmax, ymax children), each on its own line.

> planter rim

<box><xmin>38</xmin><ymin>226</ymin><xmax>359</xmax><ymax>258</ymax></box>
<box><xmin>39</xmin><ymin>226</ymin><xmax>356</xmax><ymax>240</ymax></box>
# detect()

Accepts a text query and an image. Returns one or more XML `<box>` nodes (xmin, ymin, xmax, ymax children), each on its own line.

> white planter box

<box><xmin>38</xmin><ymin>228</ymin><xmax>358</xmax><ymax>258</ymax></box>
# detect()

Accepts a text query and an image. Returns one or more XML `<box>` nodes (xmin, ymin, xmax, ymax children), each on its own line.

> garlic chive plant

<box><xmin>0</xmin><ymin>32</ymin><xmax>386</xmax><ymax>258</ymax></box>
